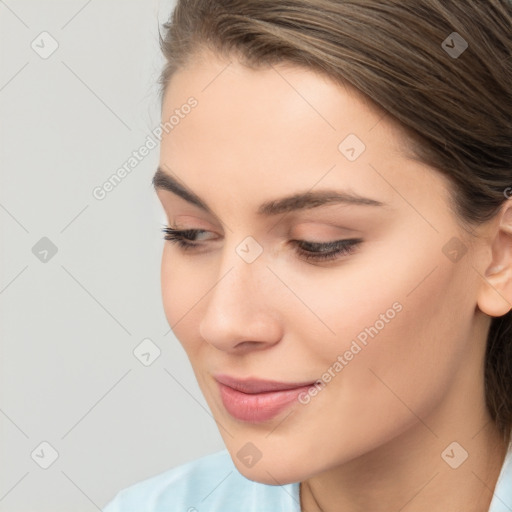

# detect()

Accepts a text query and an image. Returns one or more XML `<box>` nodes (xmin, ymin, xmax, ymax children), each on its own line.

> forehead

<box><xmin>163</xmin><ymin>52</ymin><xmax>384</xmax><ymax>138</ymax></box>
<box><xmin>158</xmin><ymin>51</ymin><xmax>451</xmax><ymax>223</ymax></box>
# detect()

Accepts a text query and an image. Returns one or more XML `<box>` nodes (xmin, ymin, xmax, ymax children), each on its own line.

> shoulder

<box><xmin>489</xmin><ymin>444</ymin><xmax>512</xmax><ymax>512</ymax></box>
<box><xmin>102</xmin><ymin>449</ymin><xmax>300</xmax><ymax>512</ymax></box>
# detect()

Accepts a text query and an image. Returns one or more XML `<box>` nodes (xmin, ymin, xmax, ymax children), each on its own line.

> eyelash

<box><xmin>161</xmin><ymin>226</ymin><xmax>362</xmax><ymax>263</ymax></box>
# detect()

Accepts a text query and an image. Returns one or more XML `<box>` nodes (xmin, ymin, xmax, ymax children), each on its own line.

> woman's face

<box><xmin>155</xmin><ymin>50</ymin><xmax>490</xmax><ymax>484</ymax></box>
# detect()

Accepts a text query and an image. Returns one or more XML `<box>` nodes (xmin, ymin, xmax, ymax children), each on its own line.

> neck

<box><xmin>301</xmin><ymin>424</ymin><xmax>508</xmax><ymax>512</ymax></box>
<box><xmin>300</xmin><ymin>374</ymin><xmax>509</xmax><ymax>512</ymax></box>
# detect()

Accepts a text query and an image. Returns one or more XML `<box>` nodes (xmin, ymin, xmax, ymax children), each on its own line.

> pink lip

<box><xmin>214</xmin><ymin>374</ymin><xmax>317</xmax><ymax>423</ymax></box>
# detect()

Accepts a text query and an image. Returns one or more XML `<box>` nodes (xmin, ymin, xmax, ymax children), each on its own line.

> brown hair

<box><xmin>158</xmin><ymin>0</ymin><xmax>512</xmax><ymax>442</ymax></box>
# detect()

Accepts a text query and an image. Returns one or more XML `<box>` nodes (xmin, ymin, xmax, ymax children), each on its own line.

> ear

<box><xmin>477</xmin><ymin>199</ymin><xmax>512</xmax><ymax>317</ymax></box>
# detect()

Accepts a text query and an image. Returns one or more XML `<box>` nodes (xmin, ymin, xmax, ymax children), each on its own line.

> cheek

<box><xmin>310</xmin><ymin>240</ymin><xmax>476</xmax><ymax>422</ymax></box>
<box><xmin>268</xmin><ymin>244</ymin><xmax>476</xmax><ymax>472</ymax></box>
<box><xmin>160</xmin><ymin>246</ymin><xmax>204</xmax><ymax>350</ymax></box>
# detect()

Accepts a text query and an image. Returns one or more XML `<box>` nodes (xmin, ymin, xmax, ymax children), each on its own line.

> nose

<box><xmin>198</xmin><ymin>253</ymin><xmax>283</xmax><ymax>354</ymax></box>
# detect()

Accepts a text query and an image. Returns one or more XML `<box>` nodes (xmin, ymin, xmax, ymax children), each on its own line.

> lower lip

<box><xmin>218</xmin><ymin>382</ymin><xmax>314</xmax><ymax>423</ymax></box>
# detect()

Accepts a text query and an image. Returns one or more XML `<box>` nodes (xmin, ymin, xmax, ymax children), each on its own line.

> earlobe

<box><xmin>476</xmin><ymin>200</ymin><xmax>512</xmax><ymax>318</ymax></box>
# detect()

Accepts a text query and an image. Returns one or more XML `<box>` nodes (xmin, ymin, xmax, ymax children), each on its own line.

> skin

<box><xmin>154</xmin><ymin>48</ymin><xmax>512</xmax><ymax>512</ymax></box>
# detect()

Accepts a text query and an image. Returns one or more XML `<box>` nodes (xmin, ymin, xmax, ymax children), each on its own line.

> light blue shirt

<box><xmin>103</xmin><ymin>446</ymin><xmax>512</xmax><ymax>511</ymax></box>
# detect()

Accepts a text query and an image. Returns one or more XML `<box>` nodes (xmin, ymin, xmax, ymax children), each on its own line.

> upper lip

<box><xmin>214</xmin><ymin>374</ymin><xmax>317</xmax><ymax>394</ymax></box>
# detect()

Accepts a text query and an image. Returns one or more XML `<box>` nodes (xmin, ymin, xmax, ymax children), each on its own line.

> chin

<box><xmin>234</xmin><ymin>463</ymin><xmax>303</xmax><ymax>486</ymax></box>
<box><xmin>226</xmin><ymin>446</ymin><xmax>310</xmax><ymax>485</ymax></box>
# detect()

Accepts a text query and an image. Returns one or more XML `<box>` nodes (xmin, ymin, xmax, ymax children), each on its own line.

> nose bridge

<box><xmin>206</xmin><ymin>240</ymin><xmax>264</xmax><ymax>322</ymax></box>
<box><xmin>198</xmin><ymin>236</ymin><xmax>281</xmax><ymax>350</ymax></box>
<box><xmin>213</xmin><ymin>232</ymin><xmax>269</xmax><ymax>305</ymax></box>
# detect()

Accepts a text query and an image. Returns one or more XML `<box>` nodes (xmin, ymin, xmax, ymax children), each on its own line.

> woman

<box><xmin>104</xmin><ymin>0</ymin><xmax>512</xmax><ymax>510</ymax></box>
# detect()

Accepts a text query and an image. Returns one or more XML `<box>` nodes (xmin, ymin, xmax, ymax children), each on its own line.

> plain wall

<box><xmin>0</xmin><ymin>1</ymin><xmax>224</xmax><ymax>510</ymax></box>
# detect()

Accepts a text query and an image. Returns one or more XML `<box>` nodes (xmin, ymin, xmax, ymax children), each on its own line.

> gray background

<box><xmin>0</xmin><ymin>1</ymin><xmax>224</xmax><ymax>510</ymax></box>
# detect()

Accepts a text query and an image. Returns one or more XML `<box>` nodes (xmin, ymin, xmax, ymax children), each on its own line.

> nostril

<box><xmin>233</xmin><ymin>340</ymin><xmax>268</xmax><ymax>351</ymax></box>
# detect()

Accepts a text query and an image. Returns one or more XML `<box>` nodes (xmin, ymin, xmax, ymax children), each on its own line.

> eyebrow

<box><xmin>152</xmin><ymin>166</ymin><xmax>386</xmax><ymax>216</ymax></box>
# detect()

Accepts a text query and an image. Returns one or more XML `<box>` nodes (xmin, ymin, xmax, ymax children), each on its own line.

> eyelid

<box><xmin>169</xmin><ymin>215</ymin><xmax>217</xmax><ymax>231</ymax></box>
<box><xmin>292</xmin><ymin>221</ymin><xmax>362</xmax><ymax>238</ymax></box>
<box><xmin>164</xmin><ymin>223</ymin><xmax>360</xmax><ymax>244</ymax></box>
<box><xmin>161</xmin><ymin>226</ymin><xmax>363</xmax><ymax>263</ymax></box>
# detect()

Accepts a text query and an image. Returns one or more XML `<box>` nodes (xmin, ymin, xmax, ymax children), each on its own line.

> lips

<box><xmin>214</xmin><ymin>374</ymin><xmax>317</xmax><ymax>422</ymax></box>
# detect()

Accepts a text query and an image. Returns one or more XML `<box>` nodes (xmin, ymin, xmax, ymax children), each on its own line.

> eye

<box><xmin>161</xmin><ymin>226</ymin><xmax>362</xmax><ymax>262</ymax></box>
<box><xmin>289</xmin><ymin>238</ymin><xmax>362</xmax><ymax>262</ymax></box>
<box><xmin>161</xmin><ymin>226</ymin><xmax>213</xmax><ymax>250</ymax></box>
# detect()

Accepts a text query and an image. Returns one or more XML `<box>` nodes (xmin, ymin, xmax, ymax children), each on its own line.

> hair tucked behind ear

<box><xmin>158</xmin><ymin>0</ymin><xmax>512</xmax><ymax>443</ymax></box>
